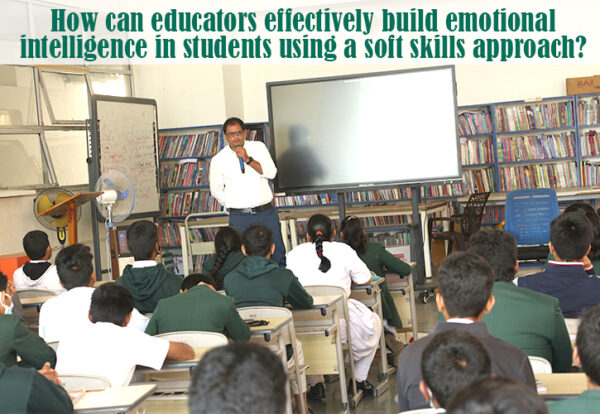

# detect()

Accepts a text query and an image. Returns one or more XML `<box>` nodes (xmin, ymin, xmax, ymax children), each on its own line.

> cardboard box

<box><xmin>566</xmin><ymin>75</ymin><xmax>600</xmax><ymax>95</ymax></box>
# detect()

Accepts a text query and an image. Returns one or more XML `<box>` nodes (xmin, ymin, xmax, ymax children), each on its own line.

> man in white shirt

<box><xmin>56</xmin><ymin>283</ymin><xmax>194</xmax><ymax>387</ymax></box>
<box><xmin>209</xmin><ymin>117</ymin><xmax>286</xmax><ymax>266</ymax></box>
<box><xmin>39</xmin><ymin>243</ymin><xmax>148</xmax><ymax>343</ymax></box>
<box><xmin>13</xmin><ymin>230</ymin><xmax>65</xmax><ymax>295</ymax></box>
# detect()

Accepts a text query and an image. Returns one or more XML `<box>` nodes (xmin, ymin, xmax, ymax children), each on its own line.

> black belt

<box><xmin>229</xmin><ymin>203</ymin><xmax>273</xmax><ymax>214</ymax></box>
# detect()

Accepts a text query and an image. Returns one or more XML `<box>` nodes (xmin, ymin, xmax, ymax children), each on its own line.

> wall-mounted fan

<box><xmin>95</xmin><ymin>169</ymin><xmax>135</xmax><ymax>279</ymax></box>
<box><xmin>33</xmin><ymin>187</ymin><xmax>80</xmax><ymax>245</ymax></box>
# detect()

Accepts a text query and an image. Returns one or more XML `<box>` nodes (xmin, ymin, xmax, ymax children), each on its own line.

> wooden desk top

<box><xmin>249</xmin><ymin>316</ymin><xmax>290</xmax><ymax>336</ymax></box>
<box><xmin>18</xmin><ymin>294</ymin><xmax>55</xmax><ymax>306</ymax></box>
<box><xmin>310</xmin><ymin>295</ymin><xmax>343</xmax><ymax>309</ymax></box>
<box><xmin>158</xmin><ymin>347</ymin><xmax>212</xmax><ymax>370</ymax></box>
<box><xmin>457</xmin><ymin>187</ymin><xmax>600</xmax><ymax>204</ymax></box>
<box><xmin>536</xmin><ymin>373</ymin><xmax>587</xmax><ymax>397</ymax></box>
<box><xmin>278</xmin><ymin>201</ymin><xmax>448</xmax><ymax>220</ymax></box>
<box><xmin>74</xmin><ymin>384</ymin><xmax>156</xmax><ymax>414</ymax></box>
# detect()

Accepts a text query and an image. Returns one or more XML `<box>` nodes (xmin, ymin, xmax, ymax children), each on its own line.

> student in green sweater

<box><xmin>145</xmin><ymin>273</ymin><xmax>250</xmax><ymax>341</ymax></box>
<box><xmin>116</xmin><ymin>220</ymin><xmax>182</xmax><ymax>314</ymax></box>
<box><xmin>340</xmin><ymin>216</ymin><xmax>409</xmax><ymax>358</ymax></box>
<box><xmin>201</xmin><ymin>226</ymin><xmax>245</xmax><ymax>291</ymax></box>
<box><xmin>547</xmin><ymin>304</ymin><xmax>600</xmax><ymax>413</ymax></box>
<box><xmin>225</xmin><ymin>224</ymin><xmax>313</xmax><ymax>414</ymax></box>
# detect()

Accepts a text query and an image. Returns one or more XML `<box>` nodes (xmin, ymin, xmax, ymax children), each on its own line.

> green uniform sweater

<box><xmin>116</xmin><ymin>264</ymin><xmax>182</xmax><ymax>314</ymax></box>
<box><xmin>202</xmin><ymin>250</ymin><xmax>245</xmax><ymax>290</ymax></box>
<box><xmin>224</xmin><ymin>256</ymin><xmax>313</xmax><ymax>309</ymax></box>
<box><xmin>145</xmin><ymin>284</ymin><xmax>250</xmax><ymax>341</ymax></box>
<box><xmin>548</xmin><ymin>389</ymin><xmax>600</xmax><ymax>413</ymax></box>
<box><xmin>0</xmin><ymin>315</ymin><xmax>56</xmax><ymax>369</ymax></box>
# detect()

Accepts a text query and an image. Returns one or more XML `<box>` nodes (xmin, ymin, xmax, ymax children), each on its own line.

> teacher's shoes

<box><xmin>348</xmin><ymin>379</ymin><xmax>376</xmax><ymax>398</ymax></box>
<box><xmin>307</xmin><ymin>383</ymin><xmax>326</xmax><ymax>401</ymax></box>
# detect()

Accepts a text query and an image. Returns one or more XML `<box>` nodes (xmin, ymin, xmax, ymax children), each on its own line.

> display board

<box><xmin>267</xmin><ymin>65</ymin><xmax>461</xmax><ymax>194</ymax></box>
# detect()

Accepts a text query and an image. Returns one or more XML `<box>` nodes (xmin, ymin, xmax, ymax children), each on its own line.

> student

<box><xmin>201</xmin><ymin>226</ymin><xmax>245</xmax><ymax>291</ymax></box>
<box><xmin>469</xmin><ymin>230</ymin><xmax>572</xmax><ymax>372</ymax></box>
<box><xmin>13</xmin><ymin>230</ymin><xmax>65</xmax><ymax>294</ymax></box>
<box><xmin>0</xmin><ymin>274</ymin><xmax>56</xmax><ymax>368</ymax></box>
<box><xmin>286</xmin><ymin>214</ymin><xmax>381</xmax><ymax>398</ymax></box>
<box><xmin>396</xmin><ymin>251</ymin><xmax>535</xmax><ymax>411</ymax></box>
<box><xmin>340</xmin><ymin>215</ymin><xmax>408</xmax><ymax>357</ymax></box>
<box><xmin>0</xmin><ymin>362</ymin><xmax>73</xmax><ymax>413</ymax></box>
<box><xmin>547</xmin><ymin>304</ymin><xmax>600</xmax><ymax>413</ymax></box>
<box><xmin>446</xmin><ymin>376</ymin><xmax>548</xmax><ymax>414</ymax></box>
<box><xmin>420</xmin><ymin>329</ymin><xmax>492</xmax><ymax>410</ymax></box>
<box><xmin>189</xmin><ymin>343</ymin><xmax>287</xmax><ymax>414</ymax></box>
<box><xmin>547</xmin><ymin>202</ymin><xmax>600</xmax><ymax>270</ymax></box>
<box><xmin>0</xmin><ymin>271</ymin><xmax>23</xmax><ymax>316</ymax></box>
<box><xmin>116</xmin><ymin>220</ymin><xmax>182</xmax><ymax>314</ymax></box>
<box><xmin>145</xmin><ymin>273</ymin><xmax>250</xmax><ymax>341</ymax></box>
<box><xmin>224</xmin><ymin>224</ymin><xmax>313</xmax><ymax>413</ymax></box>
<box><xmin>56</xmin><ymin>283</ymin><xmax>194</xmax><ymax>387</ymax></box>
<box><xmin>518</xmin><ymin>212</ymin><xmax>600</xmax><ymax>317</ymax></box>
<box><xmin>39</xmin><ymin>244</ymin><xmax>148</xmax><ymax>343</ymax></box>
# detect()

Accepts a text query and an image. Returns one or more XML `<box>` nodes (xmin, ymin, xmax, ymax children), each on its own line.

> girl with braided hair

<box><xmin>287</xmin><ymin>214</ymin><xmax>381</xmax><ymax>399</ymax></box>
<box><xmin>202</xmin><ymin>227</ymin><xmax>245</xmax><ymax>291</ymax></box>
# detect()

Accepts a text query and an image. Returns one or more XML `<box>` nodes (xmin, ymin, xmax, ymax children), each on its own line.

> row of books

<box><xmin>495</xmin><ymin>101</ymin><xmax>574</xmax><ymax>132</ymax></box>
<box><xmin>482</xmin><ymin>205</ymin><xmax>504</xmax><ymax>225</ymax></box>
<box><xmin>159</xmin><ymin>222</ymin><xmax>182</xmax><ymax>246</ymax></box>
<box><xmin>158</xmin><ymin>131</ymin><xmax>221</xmax><ymax>159</ymax></box>
<box><xmin>580</xmin><ymin>130</ymin><xmax>600</xmax><ymax>157</ymax></box>
<box><xmin>460</xmin><ymin>137</ymin><xmax>494</xmax><ymax>165</ymax></box>
<box><xmin>160</xmin><ymin>160</ymin><xmax>210</xmax><ymax>188</ymax></box>
<box><xmin>496</xmin><ymin>132</ymin><xmax>576</xmax><ymax>163</ymax></box>
<box><xmin>160</xmin><ymin>191</ymin><xmax>223</xmax><ymax>217</ymax></box>
<box><xmin>346</xmin><ymin>188</ymin><xmax>412</xmax><ymax>203</ymax></box>
<box><xmin>422</xmin><ymin>183</ymin><xmax>466</xmax><ymax>198</ymax></box>
<box><xmin>581</xmin><ymin>162</ymin><xmax>600</xmax><ymax>186</ymax></box>
<box><xmin>498</xmin><ymin>162</ymin><xmax>577</xmax><ymax>192</ymax></box>
<box><xmin>362</xmin><ymin>215</ymin><xmax>411</xmax><ymax>227</ymax></box>
<box><xmin>463</xmin><ymin>168</ymin><xmax>495</xmax><ymax>193</ymax></box>
<box><xmin>247</xmin><ymin>128</ymin><xmax>272</xmax><ymax>149</ymax></box>
<box><xmin>458</xmin><ymin>110</ymin><xmax>493</xmax><ymax>136</ymax></box>
<box><xmin>274</xmin><ymin>193</ymin><xmax>336</xmax><ymax>208</ymax></box>
<box><xmin>368</xmin><ymin>231</ymin><xmax>410</xmax><ymax>246</ymax></box>
<box><xmin>578</xmin><ymin>97</ymin><xmax>600</xmax><ymax>126</ymax></box>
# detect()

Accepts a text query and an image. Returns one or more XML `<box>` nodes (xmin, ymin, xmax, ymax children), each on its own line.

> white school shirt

<box><xmin>286</xmin><ymin>241</ymin><xmax>371</xmax><ymax>297</ymax></box>
<box><xmin>56</xmin><ymin>321</ymin><xmax>169</xmax><ymax>387</ymax></box>
<box><xmin>209</xmin><ymin>140</ymin><xmax>277</xmax><ymax>209</ymax></box>
<box><xmin>13</xmin><ymin>262</ymin><xmax>65</xmax><ymax>295</ymax></box>
<box><xmin>39</xmin><ymin>286</ymin><xmax>149</xmax><ymax>342</ymax></box>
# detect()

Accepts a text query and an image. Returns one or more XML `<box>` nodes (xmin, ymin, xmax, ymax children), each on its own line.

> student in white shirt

<box><xmin>39</xmin><ymin>243</ymin><xmax>148</xmax><ymax>343</ymax></box>
<box><xmin>56</xmin><ymin>283</ymin><xmax>194</xmax><ymax>387</ymax></box>
<box><xmin>13</xmin><ymin>231</ymin><xmax>65</xmax><ymax>295</ymax></box>
<box><xmin>209</xmin><ymin>117</ymin><xmax>286</xmax><ymax>266</ymax></box>
<box><xmin>286</xmin><ymin>214</ymin><xmax>381</xmax><ymax>399</ymax></box>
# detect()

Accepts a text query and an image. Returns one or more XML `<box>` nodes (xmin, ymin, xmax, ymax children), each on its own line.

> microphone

<box><xmin>239</xmin><ymin>157</ymin><xmax>245</xmax><ymax>174</ymax></box>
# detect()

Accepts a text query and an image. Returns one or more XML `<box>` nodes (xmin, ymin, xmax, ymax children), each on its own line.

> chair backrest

<box><xmin>58</xmin><ymin>374</ymin><xmax>111</xmax><ymax>391</ymax></box>
<box><xmin>155</xmin><ymin>331</ymin><xmax>228</xmax><ymax>348</ymax></box>
<box><xmin>15</xmin><ymin>289</ymin><xmax>57</xmax><ymax>299</ymax></box>
<box><xmin>528</xmin><ymin>356</ymin><xmax>552</xmax><ymax>374</ymax></box>
<box><xmin>461</xmin><ymin>192</ymin><xmax>490</xmax><ymax>236</ymax></box>
<box><xmin>237</xmin><ymin>306</ymin><xmax>293</xmax><ymax>321</ymax></box>
<box><xmin>399</xmin><ymin>409</ymin><xmax>445</xmax><ymax>414</ymax></box>
<box><xmin>505</xmin><ymin>188</ymin><xmax>559</xmax><ymax>245</ymax></box>
<box><xmin>46</xmin><ymin>341</ymin><xmax>59</xmax><ymax>352</ymax></box>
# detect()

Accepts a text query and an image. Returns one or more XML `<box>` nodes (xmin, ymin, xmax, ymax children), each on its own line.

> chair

<box><xmin>16</xmin><ymin>289</ymin><xmax>57</xmax><ymax>301</ymax></box>
<box><xmin>46</xmin><ymin>341</ymin><xmax>59</xmax><ymax>352</ymax></box>
<box><xmin>505</xmin><ymin>188</ymin><xmax>559</xmax><ymax>261</ymax></box>
<box><xmin>528</xmin><ymin>356</ymin><xmax>552</xmax><ymax>374</ymax></box>
<box><xmin>428</xmin><ymin>192</ymin><xmax>490</xmax><ymax>255</ymax></box>
<box><xmin>400</xmin><ymin>409</ymin><xmax>445</xmax><ymax>414</ymax></box>
<box><xmin>154</xmin><ymin>331</ymin><xmax>228</xmax><ymax>348</ymax></box>
<box><xmin>58</xmin><ymin>374</ymin><xmax>111</xmax><ymax>391</ymax></box>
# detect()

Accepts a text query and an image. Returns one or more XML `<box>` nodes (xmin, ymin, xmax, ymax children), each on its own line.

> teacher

<box><xmin>209</xmin><ymin>117</ymin><xmax>286</xmax><ymax>266</ymax></box>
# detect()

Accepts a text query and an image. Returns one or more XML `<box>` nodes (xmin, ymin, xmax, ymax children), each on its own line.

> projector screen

<box><xmin>267</xmin><ymin>66</ymin><xmax>461</xmax><ymax>194</ymax></box>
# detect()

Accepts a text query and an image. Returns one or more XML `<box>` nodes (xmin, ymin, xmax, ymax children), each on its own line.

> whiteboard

<box><xmin>91</xmin><ymin>96</ymin><xmax>160</xmax><ymax>217</ymax></box>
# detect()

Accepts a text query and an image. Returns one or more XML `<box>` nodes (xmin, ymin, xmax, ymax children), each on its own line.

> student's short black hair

<box><xmin>223</xmin><ymin>117</ymin><xmax>245</xmax><ymax>133</ymax></box>
<box><xmin>564</xmin><ymin>202</ymin><xmax>600</xmax><ymax>260</ymax></box>
<box><xmin>421</xmin><ymin>329</ymin><xmax>492</xmax><ymax>408</ymax></box>
<box><xmin>468</xmin><ymin>230</ymin><xmax>517</xmax><ymax>282</ymax></box>
<box><xmin>22</xmin><ymin>230</ymin><xmax>50</xmax><ymax>260</ymax></box>
<box><xmin>55</xmin><ymin>244</ymin><xmax>93</xmax><ymax>290</ymax></box>
<box><xmin>437</xmin><ymin>251</ymin><xmax>494</xmax><ymax>318</ymax></box>
<box><xmin>126</xmin><ymin>220</ymin><xmax>158</xmax><ymax>260</ymax></box>
<box><xmin>0</xmin><ymin>272</ymin><xmax>7</xmax><ymax>292</ymax></box>
<box><xmin>550</xmin><ymin>212</ymin><xmax>593</xmax><ymax>261</ymax></box>
<box><xmin>446</xmin><ymin>376</ymin><xmax>547</xmax><ymax>414</ymax></box>
<box><xmin>181</xmin><ymin>273</ymin><xmax>216</xmax><ymax>291</ymax></box>
<box><xmin>89</xmin><ymin>283</ymin><xmax>134</xmax><ymax>326</ymax></box>
<box><xmin>340</xmin><ymin>216</ymin><xmax>368</xmax><ymax>256</ymax></box>
<box><xmin>189</xmin><ymin>343</ymin><xmax>286</xmax><ymax>414</ymax></box>
<box><xmin>242</xmin><ymin>224</ymin><xmax>273</xmax><ymax>257</ymax></box>
<box><xmin>576</xmin><ymin>304</ymin><xmax>600</xmax><ymax>386</ymax></box>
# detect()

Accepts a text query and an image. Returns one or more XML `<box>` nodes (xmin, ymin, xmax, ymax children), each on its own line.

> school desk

<box><xmin>74</xmin><ymin>384</ymin><xmax>156</xmax><ymax>413</ymax></box>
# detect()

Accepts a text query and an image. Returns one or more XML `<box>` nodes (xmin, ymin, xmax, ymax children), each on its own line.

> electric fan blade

<box><xmin>36</xmin><ymin>194</ymin><xmax>54</xmax><ymax>214</ymax></box>
<box><xmin>51</xmin><ymin>215</ymin><xmax>69</xmax><ymax>228</ymax></box>
<box><xmin>104</xmin><ymin>178</ymin><xmax>129</xmax><ymax>200</ymax></box>
<box><xmin>55</xmin><ymin>192</ymin><xmax>72</xmax><ymax>204</ymax></box>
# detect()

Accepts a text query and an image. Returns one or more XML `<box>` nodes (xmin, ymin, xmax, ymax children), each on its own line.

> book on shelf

<box><xmin>457</xmin><ymin>110</ymin><xmax>493</xmax><ymax>136</ymax></box>
<box><xmin>160</xmin><ymin>159</ymin><xmax>210</xmax><ymax>188</ymax></box>
<box><xmin>581</xmin><ymin>162</ymin><xmax>600</xmax><ymax>186</ymax></box>
<box><xmin>460</xmin><ymin>137</ymin><xmax>493</xmax><ymax>165</ymax></box>
<box><xmin>422</xmin><ymin>182</ymin><xmax>466</xmax><ymax>198</ymax></box>
<box><xmin>498</xmin><ymin>162</ymin><xmax>577</xmax><ymax>192</ymax></box>
<box><xmin>462</xmin><ymin>168</ymin><xmax>495</xmax><ymax>193</ymax></box>
<box><xmin>481</xmin><ymin>205</ymin><xmax>504</xmax><ymax>225</ymax></box>
<box><xmin>159</xmin><ymin>222</ymin><xmax>183</xmax><ymax>246</ymax></box>
<box><xmin>158</xmin><ymin>131</ymin><xmax>220</xmax><ymax>159</ymax></box>
<box><xmin>497</xmin><ymin>132</ymin><xmax>575</xmax><ymax>162</ymax></box>
<box><xmin>274</xmin><ymin>193</ymin><xmax>336</xmax><ymax>208</ymax></box>
<box><xmin>495</xmin><ymin>100</ymin><xmax>574</xmax><ymax>132</ymax></box>
<box><xmin>577</xmin><ymin>96</ymin><xmax>600</xmax><ymax>126</ymax></box>
<box><xmin>581</xmin><ymin>130</ymin><xmax>600</xmax><ymax>157</ymax></box>
<box><xmin>161</xmin><ymin>191</ymin><xmax>223</xmax><ymax>217</ymax></box>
